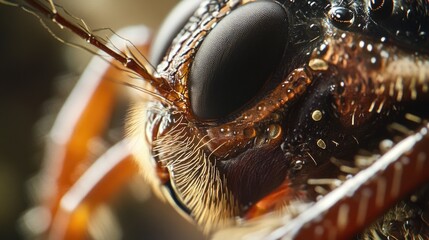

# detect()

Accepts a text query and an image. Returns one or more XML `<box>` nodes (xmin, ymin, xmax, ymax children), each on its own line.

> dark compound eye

<box><xmin>189</xmin><ymin>1</ymin><xmax>289</xmax><ymax>120</ymax></box>
<box><xmin>150</xmin><ymin>0</ymin><xmax>202</xmax><ymax>64</ymax></box>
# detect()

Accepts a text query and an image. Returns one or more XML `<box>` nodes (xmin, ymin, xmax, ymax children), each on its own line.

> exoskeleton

<box><xmin>6</xmin><ymin>0</ymin><xmax>429</xmax><ymax>239</ymax></box>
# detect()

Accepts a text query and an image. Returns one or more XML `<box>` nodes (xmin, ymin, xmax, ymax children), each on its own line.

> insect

<box><xmin>4</xmin><ymin>0</ymin><xmax>429</xmax><ymax>239</ymax></box>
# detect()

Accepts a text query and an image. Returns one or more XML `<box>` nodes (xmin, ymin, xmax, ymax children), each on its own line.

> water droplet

<box><xmin>317</xmin><ymin>139</ymin><xmax>327</xmax><ymax>149</ymax></box>
<box><xmin>243</xmin><ymin>127</ymin><xmax>256</xmax><ymax>138</ymax></box>
<box><xmin>268</xmin><ymin>124</ymin><xmax>282</xmax><ymax>139</ymax></box>
<box><xmin>366</xmin><ymin>44</ymin><xmax>373</xmax><ymax>52</ymax></box>
<box><xmin>318</xmin><ymin>43</ymin><xmax>328</xmax><ymax>55</ymax></box>
<box><xmin>312</xmin><ymin>110</ymin><xmax>323</xmax><ymax>121</ymax></box>
<box><xmin>328</xmin><ymin>6</ymin><xmax>355</xmax><ymax>28</ymax></box>
<box><xmin>309</xmin><ymin>58</ymin><xmax>329</xmax><ymax>71</ymax></box>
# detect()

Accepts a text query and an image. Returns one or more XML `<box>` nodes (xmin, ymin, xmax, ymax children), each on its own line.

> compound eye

<box><xmin>150</xmin><ymin>0</ymin><xmax>202</xmax><ymax>64</ymax></box>
<box><xmin>189</xmin><ymin>1</ymin><xmax>289</xmax><ymax>120</ymax></box>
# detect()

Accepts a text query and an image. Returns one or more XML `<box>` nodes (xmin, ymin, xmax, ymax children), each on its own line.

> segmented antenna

<box><xmin>19</xmin><ymin>0</ymin><xmax>176</xmax><ymax>99</ymax></box>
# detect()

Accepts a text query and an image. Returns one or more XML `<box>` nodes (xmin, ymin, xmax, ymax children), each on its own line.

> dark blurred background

<box><xmin>0</xmin><ymin>0</ymin><xmax>203</xmax><ymax>239</ymax></box>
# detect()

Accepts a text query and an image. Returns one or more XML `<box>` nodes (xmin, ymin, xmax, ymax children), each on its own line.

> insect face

<box><xmin>5</xmin><ymin>0</ymin><xmax>429</xmax><ymax>239</ymax></box>
<box><xmin>131</xmin><ymin>0</ymin><xmax>429</xmax><ymax>237</ymax></box>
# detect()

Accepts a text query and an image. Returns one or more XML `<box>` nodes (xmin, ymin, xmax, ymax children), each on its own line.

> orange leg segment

<box><xmin>35</xmin><ymin>25</ymin><xmax>152</xmax><ymax>239</ymax></box>
<box><xmin>244</xmin><ymin>180</ymin><xmax>294</xmax><ymax>219</ymax></box>
<box><xmin>49</xmin><ymin>141</ymin><xmax>135</xmax><ymax>240</ymax></box>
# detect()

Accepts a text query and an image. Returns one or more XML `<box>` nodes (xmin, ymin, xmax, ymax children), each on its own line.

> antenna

<box><xmin>17</xmin><ymin>0</ymin><xmax>178</xmax><ymax>100</ymax></box>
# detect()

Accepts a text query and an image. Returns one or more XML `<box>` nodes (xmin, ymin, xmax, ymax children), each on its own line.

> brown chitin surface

<box><xmin>265</xmin><ymin>26</ymin><xmax>429</xmax><ymax>236</ymax></box>
<box><xmin>311</xmin><ymin>28</ymin><xmax>429</xmax><ymax>128</ymax></box>
<box><xmin>142</xmin><ymin>0</ymin><xmax>429</xmax><ymax>236</ymax></box>
<box><xmin>8</xmin><ymin>0</ymin><xmax>429</xmax><ymax>238</ymax></box>
<box><xmin>248</xmin><ymin>24</ymin><xmax>429</xmax><ymax>240</ymax></box>
<box><xmin>283</xmin><ymin>26</ymin><xmax>429</xmax><ymax>238</ymax></box>
<box><xmin>212</xmin><ymin>23</ymin><xmax>429</xmax><ymax>238</ymax></box>
<box><xmin>212</xmin><ymin>125</ymin><xmax>429</xmax><ymax>240</ymax></box>
<box><xmin>144</xmin><ymin>1</ymin><xmax>244</xmax><ymax>232</ymax></box>
<box><xmin>219</xmin><ymin>11</ymin><xmax>429</xmax><ymax>235</ymax></box>
<box><xmin>156</xmin><ymin>0</ymin><xmax>240</xmax><ymax>110</ymax></box>
<box><xmin>144</xmin><ymin>0</ymin><xmax>307</xmax><ymax>231</ymax></box>
<box><xmin>203</xmin><ymin>69</ymin><xmax>312</xmax><ymax>158</ymax></box>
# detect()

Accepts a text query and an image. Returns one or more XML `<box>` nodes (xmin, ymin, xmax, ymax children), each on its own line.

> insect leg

<box><xmin>29</xmin><ymin>25</ymin><xmax>152</xmax><ymax>239</ymax></box>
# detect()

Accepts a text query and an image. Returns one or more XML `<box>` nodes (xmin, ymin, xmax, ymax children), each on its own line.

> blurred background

<box><xmin>0</xmin><ymin>0</ymin><xmax>204</xmax><ymax>239</ymax></box>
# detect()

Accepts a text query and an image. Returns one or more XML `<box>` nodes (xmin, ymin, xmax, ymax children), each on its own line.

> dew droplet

<box><xmin>243</xmin><ymin>127</ymin><xmax>256</xmax><ymax>138</ymax></box>
<box><xmin>268</xmin><ymin>124</ymin><xmax>282</xmax><ymax>139</ymax></box>
<box><xmin>328</xmin><ymin>6</ymin><xmax>355</xmax><ymax>28</ymax></box>
<box><xmin>309</xmin><ymin>58</ymin><xmax>329</xmax><ymax>71</ymax></box>
<box><xmin>366</xmin><ymin>44</ymin><xmax>373</xmax><ymax>52</ymax></box>
<box><xmin>317</xmin><ymin>139</ymin><xmax>327</xmax><ymax>149</ymax></box>
<box><xmin>318</xmin><ymin>43</ymin><xmax>328</xmax><ymax>56</ymax></box>
<box><xmin>312</xmin><ymin>110</ymin><xmax>323</xmax><ymax>121</ymax></box>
